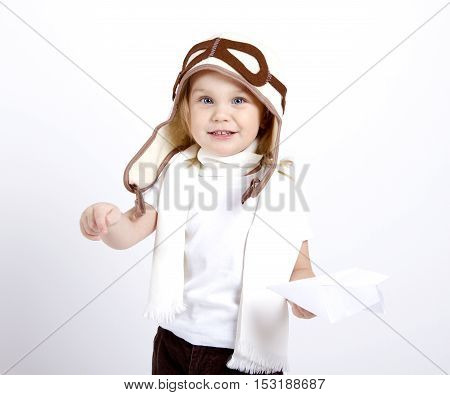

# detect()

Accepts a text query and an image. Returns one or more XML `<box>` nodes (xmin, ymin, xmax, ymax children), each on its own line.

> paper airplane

<box><xmin>267</xmin><ymin>267</ymin><xmax>389</xmax><ymax>323</ymax></box>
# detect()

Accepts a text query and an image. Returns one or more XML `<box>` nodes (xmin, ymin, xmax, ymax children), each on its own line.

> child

<box><xmin>80</xmin><ymin>35</ymin><xmax>316</xmax><ymax>375</ymax></box>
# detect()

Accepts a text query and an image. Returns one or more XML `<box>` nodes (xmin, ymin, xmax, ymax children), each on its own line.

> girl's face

<box><xmin>188</xmin><ymin>70</ymin><xmax>265</xmax><ymax>156</ymax></box>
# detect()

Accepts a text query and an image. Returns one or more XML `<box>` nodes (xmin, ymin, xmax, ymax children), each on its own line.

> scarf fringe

<box><xmin>226</xmin><ymin>341</ymin><xmax>289</xmax><ymax>374</ymax></box>
<box><xmin>143</xmin><ymin>302</ymin><xmax>188</xmax><ymax>324</ymax></box>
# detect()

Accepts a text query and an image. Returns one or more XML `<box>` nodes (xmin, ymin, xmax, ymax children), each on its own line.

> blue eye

<box><xmin>199</xmin><ymin>97</ymin><xmax>213</xmax><ymax>104</ymax></box>
<box><xmin>198</xmin><ymin>96</ymin><xmax>247</xmax><ymax>105</ymax></box>
<box><xmin>232</xmin><ymin>97</ymin><xmax>247</xmax><ymax>104</ymax></box>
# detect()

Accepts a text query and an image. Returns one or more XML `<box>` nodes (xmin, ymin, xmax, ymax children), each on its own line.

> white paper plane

<box><xmin>267</xmin><ymin>267</ymin><xmax>389</xmax><ymax>323</ymax></box>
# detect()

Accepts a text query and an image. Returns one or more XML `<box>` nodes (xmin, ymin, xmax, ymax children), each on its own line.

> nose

<box><xmin>212</xmin><ymin>103</ymin><xmax>231</xmax><ymax>123</ymax></box>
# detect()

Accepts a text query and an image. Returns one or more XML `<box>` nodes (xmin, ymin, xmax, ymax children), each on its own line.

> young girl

<box><xmin>79</xmin><ymin>35</ymin><xmax>316</xmax><ymax>375</ymax></box>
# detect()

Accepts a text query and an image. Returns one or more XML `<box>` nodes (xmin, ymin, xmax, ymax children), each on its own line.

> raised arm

<box><xmin>101</xmin><ymin>203</ymin><xmax>158</xmax><ymax>249</ymax></box>
<box><xmin>80</xmin><ymin>202</ymin><xmax>158</xmax><ymax>250</ymax></box>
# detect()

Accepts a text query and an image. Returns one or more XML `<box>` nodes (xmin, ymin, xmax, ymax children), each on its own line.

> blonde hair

<box><xmin>165</xmin><ymin>76</ymin><xmax>277</xmax><ymax>168</ymax></box>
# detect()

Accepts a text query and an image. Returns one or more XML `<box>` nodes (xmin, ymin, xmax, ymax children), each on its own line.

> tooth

<box><xmin>211</xmin><ymin>130</ymin><xmax>233</xmax><ymax>135</ymax></box>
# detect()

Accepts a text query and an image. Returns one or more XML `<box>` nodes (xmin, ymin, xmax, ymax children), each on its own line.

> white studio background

<box><xmin>0</xmin><ymin>0</ymin><xmax>449</xmax><ymax>375</ymax></box>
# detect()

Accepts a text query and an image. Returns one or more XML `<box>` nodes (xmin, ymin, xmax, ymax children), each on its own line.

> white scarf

<box><xmin>196</xmin><ymin>138</ymin><xmax>263</xmax><ymax>178</ymax></box>
<box><xmin>144</xmin><ymin>139</ymin><xmax>297</xmax><ymax>374</ymax></box>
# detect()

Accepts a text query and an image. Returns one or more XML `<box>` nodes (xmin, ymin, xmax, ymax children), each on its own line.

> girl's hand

<box><xmin>288</xmin><ymin>300</ymin><xmax>316</xmax><ymax>319</ymax></box>
<box><xmin>80</xmin><ymin>202</ymin><xmax>122</xmax><ymax>241</ymax></box>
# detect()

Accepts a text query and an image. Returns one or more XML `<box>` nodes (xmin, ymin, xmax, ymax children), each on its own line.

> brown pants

<box><xmin>152</xmin><ymin>326</ymin><xmax>284</xmax><ymax>375</ymax></box>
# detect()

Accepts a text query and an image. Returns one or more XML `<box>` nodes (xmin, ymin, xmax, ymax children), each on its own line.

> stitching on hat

<box><xmin>209</xmin><ymin>38</ymin><xmax>221</xmax><ymax>57</ymax></box>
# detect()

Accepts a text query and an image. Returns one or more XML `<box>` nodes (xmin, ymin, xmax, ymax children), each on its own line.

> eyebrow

<box><xmin>191</xmin><ymin>88</ymin><xmax>249</xmax><ymax>95</ymax></box>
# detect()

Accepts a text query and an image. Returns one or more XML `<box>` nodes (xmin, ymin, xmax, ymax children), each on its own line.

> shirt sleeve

<box><xmin>299</xmin><ymin>211</ymin><xmax>314</xmax><ymax>241</ymax></box>
<box><xmin>279</xmin><ymin>157</ymin><xmax>315</xmax><ymax>242</ymax></box>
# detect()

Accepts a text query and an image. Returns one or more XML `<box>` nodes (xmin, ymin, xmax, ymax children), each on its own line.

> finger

<box><xmin>297</xmin><ymin>306</ymin><xmax>316</xmax><ymax>319</ymax></box>
<box><xmin>295</xmin><ymin>304</ymin><xmax>310</xmax><ymax>315</ymax></box>
<box><xmin>87</xmin><ymin>219</ymin><xmax>98</xmax><ymax>233</ymax></box>
<box><xmin>290</xmin><ymin>303</ymin><xmax>304</xmax><ymax>317</ymax></box>
<box><xmin>301</xmin><ymin>310</ymin><xmax>315</xmax><ymax>319</ymax></box>
<box><xmin>293</xmin><ymin>304</ymin><xmax>315</xmax><ymax>319</ymax></box>
<box><xmin>294</xmin><ymin>310</ymin><xmax>306</xmax><ymax>319</ymax></box>
<box><xmin>292</xmin><ymin>303</ymin><xmax>303</xmax><ymax>313</ymax></box>
<box><xmin>104</xmin><ymin>207</ymin><xmax>118</xmax><ymax>230</ymax></box>
<box><xmin>293</xmin><ymin>305</ymin><xmax>306</xmax><ymax>318</ymax></box>
<box><xmin>80</xmin><ymin>218</ymin><xmax>101</xmax><ymax>240</ymax></box>
<box><xmin>82</xmin><ymin>214</ymin><xmax>92</xmax><ymax>233</ymax></box>
<box><xmin>301</xmin><ymin>308</ymin><xmax>316</xmax><ymax>318</ymax></box>
<box><xmin>86</xmin><ymin>208</ymin><xmax>99</xmax><ymax>233</ymax></box>
<box><xmin>93</xmin><ymin>206</ymin><xmax>108</xmax><ymax>234</ymax></box>
<box><xmin>81</xmin><ymin>217</ymin><xmax>99</xmax><ymax>238</ymax></box>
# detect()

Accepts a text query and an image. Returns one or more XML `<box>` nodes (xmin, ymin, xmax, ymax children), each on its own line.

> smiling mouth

<box><xmin>207</xmin><ymin>130</ymin><xmax>238</xmax><ymax>136</ymax></box>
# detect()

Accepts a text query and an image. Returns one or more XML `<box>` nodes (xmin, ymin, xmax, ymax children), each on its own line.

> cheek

<box><xmin>247</xmin><ymin>109</ymin><xmax>263</xmax><ymax>131</ymax></box>
<box><xmin>189</xmin><ymin>109</ymin><xmax>205</xmax><ymax>127</ymax></box>
<box><xmin>188</xmin><ymin>112</ymin><xmax>205</xmax><ymax>140</ymax></box>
